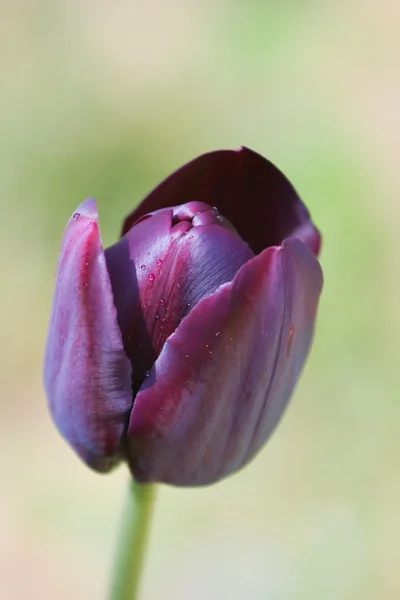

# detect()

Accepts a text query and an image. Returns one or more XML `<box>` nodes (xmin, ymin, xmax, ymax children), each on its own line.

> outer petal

<box><xmin>127</xmin><ymin>238</ymin><xmax>323</xmax><ymax>486</ymax></box>
<box><xmin>44</xmin><ymin>199</ymin><xmax>133</xmax><ymax>472</ymax></box>
<box><xmin>121</xmin><ymin>147</ymin><xmax>321</xmax><ymax>256</ymax></box>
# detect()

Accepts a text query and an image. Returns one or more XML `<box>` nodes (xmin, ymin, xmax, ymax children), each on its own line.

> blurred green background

<box><xmin>1</xmin><ymin>1</ymin><xmax>399</xmax><ymax>598</ymax></box>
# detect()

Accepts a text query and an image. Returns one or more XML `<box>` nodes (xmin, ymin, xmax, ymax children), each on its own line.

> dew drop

<box><xmin>148</xmin><ymin>274</ymin><xmax>155</xmax><ymax>282</ymax></box>
<box><xmin>156</xmin><ymin>259</ymin><xmax>163</xmax><ymax>266</ymax></box>
<box><xmin>160</xmin><ymin>299</ymin><xmax>166</xmax><ymax>307</ymax></box>
<box><xmin>144</xmin><ymin>370</ymin><xmax>150</xmax><ymax>377</ymax></box>
<box><xmin>215</xmin><ymin>331</ymin><xmax>221</xmax><ymax>337</ymax></box>
<box><xmin>140</xmin><ymin>264</ymin><xmax>146</xmax><ymax>271</ymax></box>
<box><xmin>72</xmin><ymin>212</ymin><xmax>80</xmax><ymax>220</ymax></box>
<box><xmin>147</xmin><ymin>251</ymin><xmax>151</xmax><ymax>256</ymax></box>
<box><xmin>185</xmin><ymin>354</ymin><xmax>189</xmax><ymax>358</ymax></box>
<box><xmin>176</xmin><ymin>283</ymin><xmax>181</xmax><ymax>288</ymax></box>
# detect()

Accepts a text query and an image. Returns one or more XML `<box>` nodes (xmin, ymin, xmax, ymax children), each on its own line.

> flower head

<box><xmin>44</xmin><ymin>147</ymin><xmax>323</xmax><ymax>486</ymax></box>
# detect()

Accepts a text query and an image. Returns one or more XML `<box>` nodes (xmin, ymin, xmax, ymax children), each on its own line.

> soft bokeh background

<box><xmin>1</xmin><ymin>1</ymin><xmax>399</xmax><ymax>598</ymax></box>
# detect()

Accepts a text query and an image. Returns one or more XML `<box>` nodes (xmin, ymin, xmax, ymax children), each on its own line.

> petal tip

<box><xmin>235</xmin><ymin>145</ymin><xmax>251</xmax><ymax>155</ymax></box>
<box><xmin>72</xmin><ymin>198</ymin><xmax>98</xmax><ymax>221</ymax></box>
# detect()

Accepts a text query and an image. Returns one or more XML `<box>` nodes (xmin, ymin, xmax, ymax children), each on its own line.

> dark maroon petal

<box><xmin>126</xmin><ymin>238</ymin><xmax>323</xmax><ymax>486</ymax></box>
<box><xmin>121</xmin><ymin>147</ymin><xmax>321</xmax><ymax>256</ymax></box>
<box><xmin>105</xmin><ymin>206</ymin><xmax>254</xmax><ymax>395</ymax></box>
<box><xmin>44</xmin><ymin>199</ymin><xmax>133</xmax><ymax>472</ymax></box>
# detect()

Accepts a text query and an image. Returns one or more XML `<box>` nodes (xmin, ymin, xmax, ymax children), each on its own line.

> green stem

<box><xmin>109</xmin><ymin>480</ymin><xmax>156</xmax><ymax>600</ymax></box>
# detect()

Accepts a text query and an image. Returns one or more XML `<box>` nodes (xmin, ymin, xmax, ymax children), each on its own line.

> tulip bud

<box><xmin>44</xmin><ymin>147</ymin><xmax>323</xmax><ymax>486</ymax></box>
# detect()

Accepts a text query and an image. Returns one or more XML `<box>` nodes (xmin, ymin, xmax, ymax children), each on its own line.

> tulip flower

<box><xmin>44</xmin><ymin>146</ymin><xmax>323</xmax><ymax>487</ymax></box>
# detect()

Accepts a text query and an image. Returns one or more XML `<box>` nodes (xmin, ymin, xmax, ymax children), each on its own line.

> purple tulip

<box><xmin>44</xmin><ymin>147</ymin><xmax>323</xmax><ymax>486</ymax></box>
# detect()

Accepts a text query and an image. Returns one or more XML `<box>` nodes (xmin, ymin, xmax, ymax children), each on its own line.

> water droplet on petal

<box><xmin>140</xmin><ymin>264</ymin><xmax>146</xmax><ymax>271</ymax></box>
<box><xmin>215</xmin><ymin>331</ymin><xmax>221</xmax><ymax>336</ymax></box>
<box><xmin>156</xmin><ymin>259</ymin><xmax>163</xmax><ymax>266</ymax></box>
<box><xmin>185</xmin><ymin>354</ymin><xmax>189</xmax><ymax>358</ymax></box>
<box><xmin>148</xmin><ymin>274</ymin><xmax>155</xmax><ymax>282</ymax></box>
<box><xmin>160</xmin><ymin>299</ymin><xmax>166</xmax><ymax>307</ymax></box>
<box><xmin>72</xmin><ymin>213</ymin><xmax>80</xmax><ymax>220</ymax></box>
<box><xmin>144</xmin><ymin>370</ymin><xmax>150</xmax><ymax>377</ymax></box>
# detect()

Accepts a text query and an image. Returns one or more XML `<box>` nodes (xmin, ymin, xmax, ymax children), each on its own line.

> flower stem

<box><xmin>109</xmin><ymin>480</ymin><xmax>156</xmax><ymax>600</ymax></box>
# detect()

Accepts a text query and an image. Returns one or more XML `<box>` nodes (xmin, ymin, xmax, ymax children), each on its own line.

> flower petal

<box><xmin>44</xmin><ymin>199</ymin><xmax>133</xmax><ymax>472</ymax></box>
<box><xmin>105</xmin><ymin>206</ymin><xmax>253</xmax><ymax>395</ymax></box>
<box><xmin>121</xmin><ymin>147</ymin><xmax>321</xmax><ymax>256</ymax></box>
<box><xmin>126</xmin><ymin>238</ymin><xmax>323</xmax><ymax>486</ymax></box>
